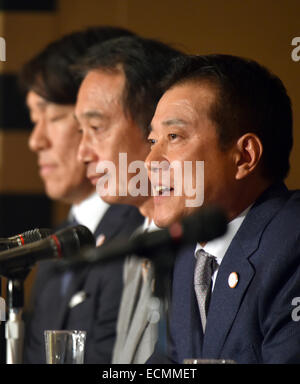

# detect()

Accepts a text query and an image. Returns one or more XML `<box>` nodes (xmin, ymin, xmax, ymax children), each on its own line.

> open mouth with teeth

<box><xmin>153</xmin><ymin>185</ymin><xmax>175</xmax><ymax>196</ymax></box>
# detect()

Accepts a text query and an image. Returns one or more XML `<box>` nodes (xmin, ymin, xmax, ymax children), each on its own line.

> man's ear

<box><xmin>234</xmin><ymin>133</ymin><xmax>263</xmax><ymax>180</ymax></box>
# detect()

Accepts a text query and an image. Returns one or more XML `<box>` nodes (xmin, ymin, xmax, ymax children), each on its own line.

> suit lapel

<box><xmin>54</xmin><ymin>265</ymin><xmax>90</xmax><ymax>328</ymax></box>
<box><xmin>95</xmin><ymin>204</ymin><xmax>143</xmax><ymax>242</ymax></box>
<box><xmin>39</xmin><ymin>264</ymin><xmax>69</xmax><ymax>329</ymax></box>
<box><xmin>202</xmin><ymin>183</ymin><xmax>290</xmax><ymax>358</ymax></box>
<box><xmin>115</xmin><ymin>256</ymin><xmax>144</xmax><ymax>357</ymax></box>
<box><xmin>172</xmin><ymin>243</ymin><xmax>203</xmax><ymax>362</ymax></box>
<box><xmin>202</xmin><ymin>239</ymin><xmax>254</xmax><ymax>358</ymax></box>
<box><xmin>54</xmin><ymin>205</ymin><xmax>130</xmax><ymax>327</ymax></box>
<box><xmin>122</xmin><ymin>262</ymin><xmax>155</xmax><ymax>360</ymax></box>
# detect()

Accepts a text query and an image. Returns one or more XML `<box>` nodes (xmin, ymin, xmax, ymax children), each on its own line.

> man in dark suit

<box><xmin>20</xmin><ymin>27</ymin><xmax>144</xmax><ymax>364</ymax></box>
<box><xmin>145</xmin><ymin>54</ymin><xmax>300</xmax><ymax>363</ymax></box>
<box><xmin>24</xmin><ymin>204</ymin><xmax>143</xmax><ymax>364</ymax></box>
<box><xmin>75</xmin><ymin>36</ymin><xmax>183</xmax><ymax>363</ymax></box>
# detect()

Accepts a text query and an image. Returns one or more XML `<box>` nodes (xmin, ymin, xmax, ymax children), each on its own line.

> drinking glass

<box><xmin>44</xmin><ymin>330</ymin><xmax>86</xmax><ymax>364</ymax></box>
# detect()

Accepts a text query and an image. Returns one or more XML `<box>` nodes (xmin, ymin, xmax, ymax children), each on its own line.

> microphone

<box><xmin>0</xmin><ymin>225</ymin><xmax>95</xmax><ymax>277</ymax></box>
<box><xmin>75</xmin><ymin>206</ymin><xmax>227</xmax><ymax>265</ymax></box>
<box><xmin>0</xmin><ymin>228</ymin><xmax>52</xmax><ymax>252</ymax></box>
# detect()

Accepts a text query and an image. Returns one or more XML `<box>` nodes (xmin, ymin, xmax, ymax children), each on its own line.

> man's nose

<box><xmin>77</xmin><ymin>130</ymin><xmax>97</xmax><ymax>164</ymax></box>
<box><xmin>145</xmin><ymin>142</ymin><xmax>169</xmax><ymax>172</ymax></box>
<box><xmin>28</xmin><ymin>118</ymin><xmax>50</xmax><ymax>152</ymax></box>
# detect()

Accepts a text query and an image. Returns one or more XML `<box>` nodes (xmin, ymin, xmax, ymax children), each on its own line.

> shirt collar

<box><xmin>70</xmin><ymin>192</ymin><xmax>109</xmax><ymax>234</ymax></box>
<box><xmin>142</xmin><ymin>217</ymin><xmax>159</xmax><ymax>233</ymax></box>
<box><xmin>195</xmin><ymin>205</ymin><xmax>252</xmax><ymax>264</ymax></box>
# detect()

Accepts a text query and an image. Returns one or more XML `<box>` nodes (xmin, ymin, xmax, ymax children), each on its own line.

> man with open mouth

<box><xmin>146</xmin><ymin>54</ymin><xmax>300</xmax><ymax>364</ymax></box>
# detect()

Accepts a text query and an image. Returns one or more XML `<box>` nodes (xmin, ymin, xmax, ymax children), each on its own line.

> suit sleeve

<box><xmin>260</xmin><ymin>235</ymin><xmax>300</xmax><ymax>363</ymax></box>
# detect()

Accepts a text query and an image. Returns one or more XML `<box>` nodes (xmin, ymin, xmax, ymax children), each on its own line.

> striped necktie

<box><xmin>194</xmin><ymin>249</ymin><xmax>218</xmax><ymax>331</ymax></box>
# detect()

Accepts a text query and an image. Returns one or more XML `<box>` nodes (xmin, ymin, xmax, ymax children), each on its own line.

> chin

<box><xmin>45</xmin><ymin>185</ymin><xmax>60</xmax><ymax>199</ymax></box>
<box><xmin>100</xmin><ymin>192</ymin><xmax>143</xmax><ymax>207</ymax></box>
<box><xmin>153</xmin><ymin>201</ymin><xmax>186</xmax><ymax>228</ymax></box>
<box><xmin>100</xmin><ymin>194</ymin><xmax>125</xmax><ymax>205</ymax></box>
<box><xmin>153</xmin><ymin>213</ymin><xmax>176</xmax><ymax>229</ymax></box>
<box><xmin>45</xmin><ymin>184</ymin><xmax>73</xmax><ymax>204</ymax></box>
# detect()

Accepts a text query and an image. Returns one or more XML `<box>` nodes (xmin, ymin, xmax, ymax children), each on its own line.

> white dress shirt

<box><xmin>194</xmin><ymin>206</ymin><xmax>251</xmax><ymax>290</ymax></box>
<box><xmin>142</xmin><ymin>217</ymin><xmax>159</xmax><ymax>233</ymax></box>
<box><xmin>61</xmin><ymin>193</ymin><xmax>109</xmax><ymax>296</ymax></box>
<box><xmin>69</xmin><ymin>192</ymin><xmax>109</xmax><ymax>234</ymax></box>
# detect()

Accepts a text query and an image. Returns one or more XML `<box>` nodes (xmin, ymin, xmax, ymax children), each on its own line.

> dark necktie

<box><xmin>194</xmin><ymin>249</ymin><xmax>218</xmax><ymax>331</ymax></box>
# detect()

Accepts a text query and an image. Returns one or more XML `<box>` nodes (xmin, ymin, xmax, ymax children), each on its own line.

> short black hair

<box><xmin>74</xmin><ymin>36</ymin><xmax>183</xmax><ymax>136</ymax></box>
<box><xmin>161</xmin><ymin>54</ymin><xmax>293</xmax><ymax>182</ymax></box>
<box><xmin>19</xmin><ymin>26</ymin><xmax>135</xmax><ymax>104</ymax></box>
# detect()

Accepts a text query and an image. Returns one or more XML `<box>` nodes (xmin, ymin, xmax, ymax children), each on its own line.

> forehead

<box><xmin>152</xmin><ymin>81</ymin><xmax>217</xmax><ymax>126</ymax></box>
<box><xmin>26</xmin><ymin>90</ymin><xmax>48</xmax><ymax>110</ymax></box>
<box><xmin>78</xmin><ymin>69</ymin><xmax>125</xmax><ymax>109</ymax></box>
<box><xmin>26</xmin><ymin>91</ymin><xmax>74</xmax><ymax>116</ymax></box>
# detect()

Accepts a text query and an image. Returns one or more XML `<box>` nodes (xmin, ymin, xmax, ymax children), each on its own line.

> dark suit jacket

<box><xmin>23</xmin><ymin>204</ymin><xmax>144</xmax><ymax>364</ymax></box>
<box><xmin>168</xmin><ymin>183</ymin><xmax>300</xmax><ymax>364</ymax></box>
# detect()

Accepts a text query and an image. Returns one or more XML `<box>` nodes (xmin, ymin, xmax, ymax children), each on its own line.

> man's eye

<box><xmin>168</xmin><ymin>133</ymin><xmax>178</xmax><ymax>140</ymax></box>
<box><xmin>90</xmin><ymin>122</ymin><xmax>106</xmax><ymax>132</ymax></box>
<box><xmin>91</xmin><ymin>125</ymin><xmax>102</xmax><ymax>132</ymax></box>
<box><xmin>148</xmin><ymin>138</ymin><xmax>156</xmax><ymax>145</ymax></box>
<box><xmin>48</xmin><ymin>114</ymin><xmax>66</xmax><ymax>123</ymax></box>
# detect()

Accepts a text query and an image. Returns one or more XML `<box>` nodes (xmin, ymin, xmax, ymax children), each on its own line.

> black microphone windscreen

<box><xmin>180</xmin><ymin>206</ymin><xmax>227</xmax><ymax>243</ymax></box>
<box><xmin>21</xmin><ymin>228</ymin><xmax>52</xmax><ymax>243</ymax></box>
<box><xmin>70</xmin><ymin>205</ymin><xmax>228</xmax><ymax>267</ymax></box>
<box><xmin>55</xmin><ymin>225</ymin><xmax>95</xmax><ymax>259</ymax></box>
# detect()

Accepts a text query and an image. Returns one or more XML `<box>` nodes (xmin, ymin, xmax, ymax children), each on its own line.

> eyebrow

<box><xmin>162</xmin><ymin>118</ymin><xmax>189</xmax><ymax>126</ymax></box>
<box><xmin>149</xmin><ymin>118</ymin><xmax>189</xmax><ymax>131</ymax></box>
<box><xmin>27</xmin><ymin>100</ymin><xmax>48</xmax><ymax>110</ymax></box>
<box><xmin>74</xmin><ymin>110</ymin><xmax>107</xmax><ymax>121</ymax></box>
<box><xmin>37</xmin><ymin>101</ymin><xmax>48</xmax><ymax>107</ymax></box>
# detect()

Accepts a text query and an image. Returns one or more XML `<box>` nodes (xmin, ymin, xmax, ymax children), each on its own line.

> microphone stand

<box><xmin>5</xmin><ymin>270</ymin><xmax>29</xmax><ymax>364</ymax></box>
